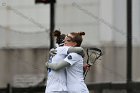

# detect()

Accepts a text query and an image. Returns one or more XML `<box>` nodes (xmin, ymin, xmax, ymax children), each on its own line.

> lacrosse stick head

<box><xmin>87</xmin><ymin>48</ymin><xmax>103</xmax><ymax>66</ymax></box>
<box><xmin>83</xmin><ymin>48</ymin><xmax>103</xmax><ymax>80</ymax></box>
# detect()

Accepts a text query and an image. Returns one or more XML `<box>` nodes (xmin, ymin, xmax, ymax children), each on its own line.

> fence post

<box><xmin>7</xmin><ymin>83</ymin><xmax>12</xmax><ymax>93</ymax></box>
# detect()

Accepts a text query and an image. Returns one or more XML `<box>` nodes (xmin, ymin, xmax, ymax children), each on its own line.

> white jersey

<box><xmin>45</xmin><ymin>46</ymin><xmax>69</xmax><ymax>93</ymax></box>
<box><xmin>64</xmin><ymin>53</ymin><xmax>89</xmax><ymax>93</ymax></box>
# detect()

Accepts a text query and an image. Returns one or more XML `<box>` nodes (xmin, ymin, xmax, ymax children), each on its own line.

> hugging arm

<box><xmin>49</xmin><ymin>47</ymin><xmax>85</xmax><ymax>57</ymax></box>
<box><xmin>45</xmin><ymin>60</ymin><xmax>70</xmax><ymax>71</ymax></box>
<box><xmin>68</xmin><ymin>47</ymin><xmax>85</xmax><ymax>57</ymax></box>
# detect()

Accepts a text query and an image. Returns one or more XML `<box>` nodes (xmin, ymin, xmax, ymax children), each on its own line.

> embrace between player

<box><xmin>45</xmin><ymin>30</ymin><xmax>89</xmax><ymax>93</ymax></box>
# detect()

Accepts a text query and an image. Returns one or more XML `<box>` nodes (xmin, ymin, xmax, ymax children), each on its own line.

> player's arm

<box><xmin>49</xmin><ymin>47</ymin><xmax>85</xmax><ymax>57</ymax></box>
<box><xmin>45</xmin><ymin>60</ymin><xmax>70</xmax><ymax>71</ymax></box>
<box><xmin>67</xmin><ymin>47</ymin><xmax>85</xmax><ymax>57</ymax></box>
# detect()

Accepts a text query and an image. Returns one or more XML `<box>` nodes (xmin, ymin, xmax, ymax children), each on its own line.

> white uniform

<box><xmin>64</xmin><ymin>53</ymin><xmax>89</xmax><ymax>93</ymax></box>
<box><xmin>45</xmin><ymin>46</ymin><xmax>69</xmax><ymax>93</ymax></box>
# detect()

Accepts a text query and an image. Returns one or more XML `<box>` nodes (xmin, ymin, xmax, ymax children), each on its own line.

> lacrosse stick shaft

<box><xmin>84</xmin><ymin>66</ymin><xmax>91</xmax><ymax>80</ymax></box>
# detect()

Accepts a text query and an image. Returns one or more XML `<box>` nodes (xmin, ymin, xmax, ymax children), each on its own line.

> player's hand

<box><xmin>49</xmin><ymin>48</ymin><xmax>57</xmax><ymax>56</ymax></box>
<box><xmin>45</xmin><ymin>62</ymin><xmax>49</xmax><ymax>68</ymax></box>
<box><xmin>83</xmin><ymin>64</ymin><xmax>90</xmax><ymax>72</ymax></box>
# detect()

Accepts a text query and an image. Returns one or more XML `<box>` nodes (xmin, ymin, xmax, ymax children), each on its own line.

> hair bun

<box><xmin>78</xmin><ymin>32</ymin><xmax>85</xmax><ymax>36</ymax></box>
<box><xmin>53</xmin><ymin>30</ymin><xmax>61</xmax><ymax>37</ymax></box>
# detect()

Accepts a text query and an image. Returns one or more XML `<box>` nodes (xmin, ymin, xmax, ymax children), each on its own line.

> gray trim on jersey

<box><xmin>68</xmin><ymin>47</ymin><xmax>84</xmax><ymax>57</ymax></box>
<box><xmin>49</xmin><ymin>47</ymin><xmax>85</xmax><ymax>57</ymax></box>
<box><xmin>46</xmin><ymin>60</ymin><xmax>70</xmax><ymax>70</ymax></box>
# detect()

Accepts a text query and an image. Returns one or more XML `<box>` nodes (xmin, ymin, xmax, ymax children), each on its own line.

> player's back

<box><xmin>46</xmin><ymin>46</ymin><xmax>69</xmax><ymax>92</ymax></box>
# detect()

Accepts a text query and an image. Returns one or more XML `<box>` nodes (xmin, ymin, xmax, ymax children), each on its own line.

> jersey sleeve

<box><xmin>64</xmin><ymin>53</ymin><xmax>82</xmax><ymax>65</ymax></box>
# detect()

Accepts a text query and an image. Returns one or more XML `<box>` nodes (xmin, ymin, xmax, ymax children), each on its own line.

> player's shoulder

<box><xmin>68</xmin><ymin>53</ymin><xmax>82</xmax><ymax>59</ymax></box>
<box><xmin>56</xmin><ymin>46</ymin><xmax>70</xmax><ymax>55</ymax></box>
<box><xmin>57</xmin><ymin>46</ymin><xmax>69</xmax><ymax>50</ymax></box>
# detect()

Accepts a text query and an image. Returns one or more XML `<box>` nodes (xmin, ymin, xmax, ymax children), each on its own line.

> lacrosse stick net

<box><xmin>84</xmin><ymin>48</ymin><xmax>103</xmax><ymax>80</ymax></box>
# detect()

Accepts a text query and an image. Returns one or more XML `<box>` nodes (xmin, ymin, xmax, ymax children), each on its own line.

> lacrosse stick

<box><xmin>84</xmin><ymin>48</ymin><xmax>103</xmax><ymax>80</ymax></box>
